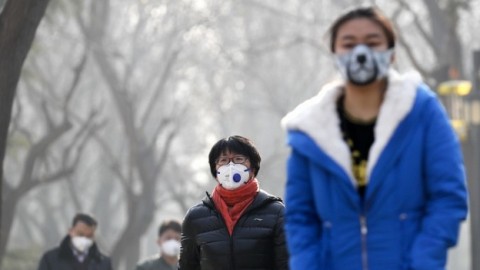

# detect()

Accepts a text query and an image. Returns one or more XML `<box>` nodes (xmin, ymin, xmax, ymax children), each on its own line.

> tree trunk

<box><xmin>423</xmin><ymin>0</ymin><xmax>464</xmax><ymax>83</ymax></box>
<box><xmin>0</xmin><ymin>191</ymin><xmax>19</xmax><ymax>265</ymax></box>
<box><xmin>0</xmin><ymin>0</ymin><xmax>50</xmax><ymax>263</ymax></box>
<box><xmin>110</xmin><ymin>203</ymin><xmax>152</xmax><ymax>270</ymax></box>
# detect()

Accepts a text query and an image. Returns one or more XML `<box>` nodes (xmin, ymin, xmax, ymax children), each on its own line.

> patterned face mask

<box><xmin>334</xmin><ymin>44</ymin><xmax>393</xmax><ymax>86</ymax></box>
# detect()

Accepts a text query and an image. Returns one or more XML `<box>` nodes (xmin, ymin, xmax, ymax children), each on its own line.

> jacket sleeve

<box><xmin>106</xmin><ymin>257</ymin><xmax>114</xmax><ymax>270</ymax></box>
<box><xmin>135</xmin><ymin>262</ymin><xmax>144</xmax><ymax>270</ymax></box>
<box><xmin>273</xmin><ymin>203</ymin><xmax>289</xmax><ymax>270</ymax></box>
<box><xmin>409</xmin><ymin>97</ymin><xmax>468</xmax><ymax>270</ymax></box>
<box><xmin>37</xmin><ymin>254</ymin><xmax>49</xmax><ymax>270</ymax></box>
<box><xmin>179</xmin><ymin>209</ymin><xmax>200</xmax><ymax>270</ymax></box>
<box><xmin>284</xmin><ymin>149</ymin><xmax>323</xmax><ymax>270</ymax></box>
<box><xmin>135</xmin><ymin>260</ymin><xmax>149</xmax><ymax>270</ymax></box>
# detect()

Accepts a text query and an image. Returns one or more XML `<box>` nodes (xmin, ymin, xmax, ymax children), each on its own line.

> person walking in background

<box><xmin>281</xmin><ymin>6</ymin><xmax>468</xmax><ymax>270</ymax></box>
<box><xmin>179</xmin><ymin>135</ymin><xmax>289</xmax><ymax>270</ymax></box>
<box><xmin>37</xmin><ymin>213</ymin><xmax>112</xmax><ymax>270</ymax></box>
<box><xmin>135</xmin><ymin>219</ymin><xmax>181</xmax><ymax>270</ymax></box>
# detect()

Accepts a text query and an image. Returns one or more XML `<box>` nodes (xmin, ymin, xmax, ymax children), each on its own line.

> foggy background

<box><xmin>1</xmin><ymin>0</ymin><xmax>480</xmax><ymax>269</ymax></box>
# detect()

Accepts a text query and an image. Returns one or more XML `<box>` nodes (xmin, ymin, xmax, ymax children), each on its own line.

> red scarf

<box><xmin>211</xmin><ymin>178</ymin><xmax>259</xmax><ymax>235</ymax></box>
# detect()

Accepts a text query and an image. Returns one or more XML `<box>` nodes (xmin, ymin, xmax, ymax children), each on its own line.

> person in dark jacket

<box><xmin>179</xmin><ymin>135</ymin><xmax>289</xmax><ymax>270</ymax></box>
<box><xmin>135</xmin><ymin>219</ymin><xmax>182</xmax><ymax>270</ymax></box>
<box><xmin>37</xmin><ymin>213</ymin><xmax>113</xmax><ymax>270</ymax></box>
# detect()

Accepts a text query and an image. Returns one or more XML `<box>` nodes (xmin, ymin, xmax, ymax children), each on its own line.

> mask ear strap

<box><xmin>374</xmin><ymin>49</ymin><xmax>394</xmax><ymax>79</ymax></box>
<box><xmin>388</xmin><ymin>48</ymin><xmax>395</xmax><ymax>63</ymax></box>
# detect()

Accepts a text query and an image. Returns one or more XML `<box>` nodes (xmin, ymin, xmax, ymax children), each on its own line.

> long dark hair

<box><xmin>329</xmin><ymin>7</ymin><xmax>396</xmax><ymax>52</ymax></box>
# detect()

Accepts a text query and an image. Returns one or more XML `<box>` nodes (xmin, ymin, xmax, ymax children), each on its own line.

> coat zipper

<box><xmin>205</xmin><ymin>194</ymin><xmax>235</xmax><ymax>270</ymax></box>
<box><xmin>359</xmin><ymin>214</ymin><xmax>368</xmax><ymax>270</ymax></box>
<box><xmin>228</xmin><ymin>200</ymin><xmax>269</xmax><ymax>270</ymax></box>
<box><xmin>205</xmin><ymin>193</ymin><xmax>277</xmax><ymax>270</ymax></box>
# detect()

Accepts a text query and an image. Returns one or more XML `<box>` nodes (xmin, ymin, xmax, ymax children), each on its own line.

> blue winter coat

<box><xmin>281</xmin><ymin>71</ymin><xmax>468</xmax><ymax>270</ymax></box>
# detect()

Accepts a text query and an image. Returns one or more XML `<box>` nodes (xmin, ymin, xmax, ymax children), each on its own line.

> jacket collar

<box><xmin>281</xmin><ymin>69</ymin><xmax>421</xmax><ymax>186</ymax></box>
<box><xmin>203</xmin><ymin>189</ymin><xmax>282</xmax><ymax>211</ymax></box>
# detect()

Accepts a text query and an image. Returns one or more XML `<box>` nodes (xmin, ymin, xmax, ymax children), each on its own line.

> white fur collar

<box><xmin>281</xmin><ymin>70</ymin><xmax>422</xmax><ymax>186</ymax></box>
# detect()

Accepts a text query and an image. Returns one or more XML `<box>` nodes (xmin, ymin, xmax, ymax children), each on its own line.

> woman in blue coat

<box><xmin>281</xmin><ymin>7</ymin><xmax>468</xmax><ymax>270</ymax></box>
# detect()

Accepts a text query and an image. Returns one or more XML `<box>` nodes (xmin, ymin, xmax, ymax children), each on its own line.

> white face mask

<box><xmin>161</xmin><ymin>239</ymin><xmax>181</xmax><ymax>257</ymax></box>
<box><xmin>216</xmin><ymin>162</ymin><xmax>251</xmax><ymax>190</ymax></box>
<box><xmin>334</xmin><ymin>44</ymin><xmax>393</xmax><ymax>85</ymax></box>
<box><xmin>71</xmin><ymin>236</ymin><xmax>93</xmax><ymax>253</ymax></box>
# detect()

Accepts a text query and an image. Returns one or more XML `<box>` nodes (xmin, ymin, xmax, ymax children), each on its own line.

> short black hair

<box><xmin>208</xmin><ymin>135</ymin><xmax>261</xmax><ymax>178</ymax></box>
<box><xmin>72</xmin><ymin>213</ymin><xmax>97</xmax><ymax>227</ymax></box>
<box><xmin>158</xmin><ymin>219</ymin><xmax>182</xmax><ymax>236</ymax></box>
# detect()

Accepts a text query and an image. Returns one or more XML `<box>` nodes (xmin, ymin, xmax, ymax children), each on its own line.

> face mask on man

<box><xmin>71</xmin><ymin>236</ymin><xmax>93</xmax><ymax>253</ymax></box>
<box><xmin>216</xmin><ymin>162</ymin><xmax>250</xmax><ymax>190</ymax></box>
<box><xmin>334</xmin><ymin>44</ymin><xmax>393</xmax><ymax>85</ymax></box>
<box><xmin>161</xmin><ymin>239</ymin><xmax>181</xmax><ymax>257</ymax></box>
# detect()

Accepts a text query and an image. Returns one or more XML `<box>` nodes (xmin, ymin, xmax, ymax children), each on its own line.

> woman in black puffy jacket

<box><xmin>179</xmin><ymin>135</ymin><xmax>289</xmax><ymax>270</ymax></box>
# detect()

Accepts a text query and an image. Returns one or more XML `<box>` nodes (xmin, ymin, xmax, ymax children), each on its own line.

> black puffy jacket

<box><xmin>179</xmin><ymin>190</ymin><xmax>289</xmax><ymax>270</ymax></box>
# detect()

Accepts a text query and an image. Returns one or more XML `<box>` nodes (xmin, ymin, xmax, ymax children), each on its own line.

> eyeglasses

<box><xmin>215</xmin><ymin>155</ymin><xmax>248</xmax><ymax>166</ymax></box>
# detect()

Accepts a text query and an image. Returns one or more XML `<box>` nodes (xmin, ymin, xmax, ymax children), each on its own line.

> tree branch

<box><xmin>64</xmin><ymin>47</ymin><xmax>88</xmax><ymax>108</ymax></box>
<box><xmin>19</xmin><ymin>120</ymin><xmax>72</xmax><ymax>186</ymax></box>
<box><xmin>391</xmin><ymin>7</ymin><xmax>430</xmax><ymax>76</ymax></box>
<box><xmin>92</xmin><ymin>131</ymin><xmax>132</xmax><ymax>192</ymax></box>
<box><xmin>41</xmin><ymin>100</ymin><xmax>55</xmax><ymax>130</ymax></box>
<box><xmin>148</xmin><ymin>116</ymin><xmax>173</xmax><ymax>149</ymax></box>
<box><xmin>154</xmin><ymin>124</ymin><xmax>179</xmax><ymax>176</ymax></box>
<box><xmin>240</xmin><ymin>0</ymin><xmax>314</xmax><ymax>26</ymax></box>
<box><xmin>17</xmin><ymin>167</ymin><xmax>75</xmax><ymax>195</ymax></box>
<box><xmin>7</xmin><ymin>95</ymin><xmax>23</xmax><ymax>138</ymax></box>
<box><xmin>397</xmin><ymin>0</ymin><xmax>440</xmax><ymax>58</ymax></box>
<box><xmin>139</xmin><ymin>47</ymin><xmax>181</xmax><ymax>127</ymax></box>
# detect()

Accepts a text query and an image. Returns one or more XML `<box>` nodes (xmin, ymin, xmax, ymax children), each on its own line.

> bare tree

<box><xmin>75</xmin><ymin>1</ymin><xmax>200</xmax><ymax>268</ymax></box>
<box><xmin>388</xmin><ymin>0</ymin><xmax>470</xmax><ymax>85</ymax></box>
<box><xmin>0</xmin><ymin>0</ymin><xmax>50</xmax><ymax>250</ymax></box>
<box><xmin>0</xmin><ymin>48</ymin><xmax>95</xmax><ymax>264</ymax></box>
